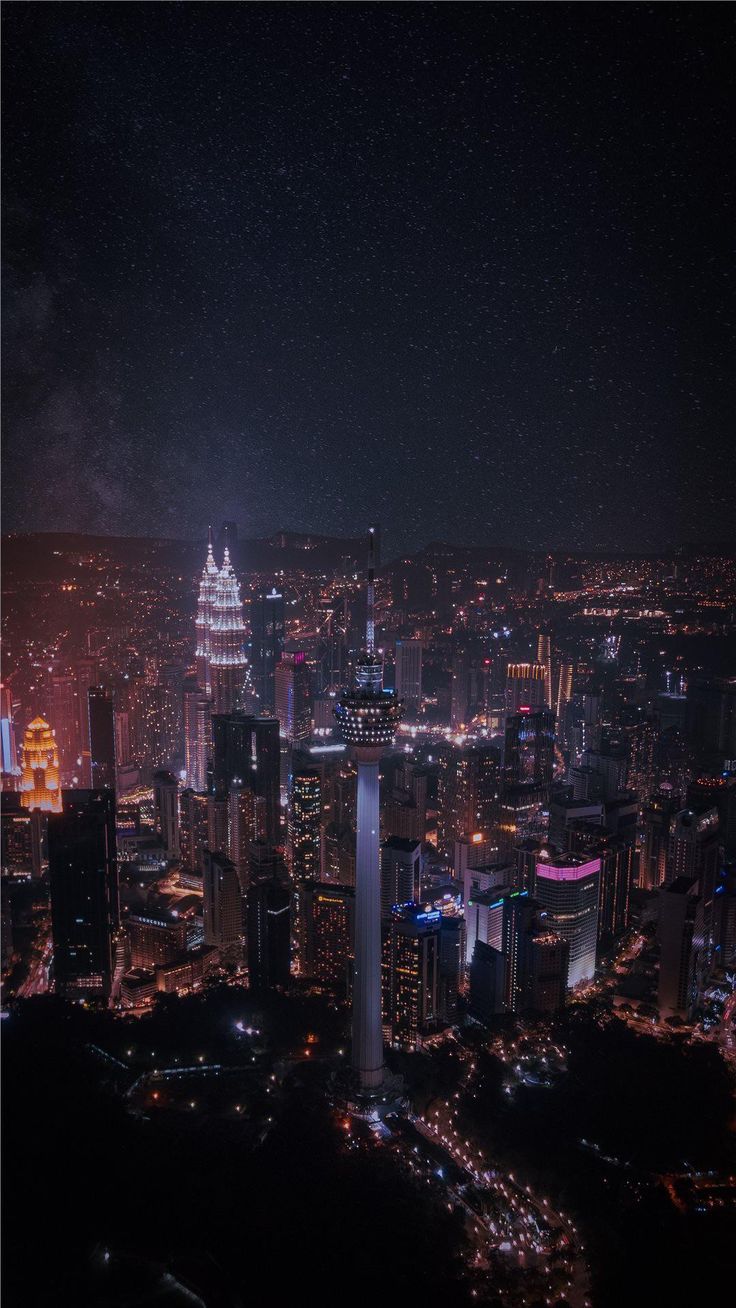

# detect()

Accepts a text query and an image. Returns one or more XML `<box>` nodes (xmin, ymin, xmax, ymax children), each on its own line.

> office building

<box><xmin>395</xmin><ymin>640</ymin><xmax>423</xmax><ymax>715</ymax></box>
<box><xmin>380</xmin><ymin>836</ymin><xmax>422</xmax><ymax>917</ymax></box>
<box><xmin>179</xmin><ymin>788</ymin><xmax>209</xmax><ymax>874</ymax></box>
<box><xmin>153</xmin><ymin>770</ymin><xmax>180</xmax><ymax>856</ymax></box>
<box><xmin>503</xmin><ymin>708</ymin><xmax>555</xmax><ymax>789</ymax></box>
<box><xmin>533</xmin><ymin>852</ymin><xmax>600</xmax><ymax>988</ymax></box>
<box><xmin>211</xmin><ymin>713</ymin><xmax>281</xmax><ymax>844</ymax></box>
<box><xmin>536</xmin><ymin>632</ymin><xmax>553</xmax><ymax>709</ymax></box>
<box><xmin>195</xmin><ymin>528</ymin><xmax>219</xmax><ymax>696</ymax></box>
<box><xmin>209</xmin><ymin>548</ymin><xmax>249</xmax><ymax>715</ymax></box>
<box><xmin>275</xmin><ymin>651</ymin><xmax>312</xmax><ymax>742</ymax></box>
<box><xmin>250</xmin><ymin>587</ymin><xmax>286</xmax><ymax>713</ymax></box>
<box><xmin>383</xmin><ymin>904</ymin><xmax>442</xmax><ymax>1049</ymax></box>
<box><xmin>505</xmin><ymin>662</ymin><xmax>547</xmax><ymax>713</ymax></box>
<box><xmin>289</xmin><ymin>769</ymin><xmax>322</xmax><ymax>882</ymax></box>
<box><xmin>436</xmin><ymin>742</ymin><xmax>499</xmax><ymax>855</ymax></box>
<box><xmin>183</xmin><ymin>684</ymin><xmax>211</xmax><ymax>794</ymax></box>
<box><xmin>304</xmin><ymin>881</ymin><xmax>354</xmax><ymax>990</ymax></box>
<box><xmin>48</xmin><ymin>790</ymin><xmax>118</xmax><ymax>998</ymax></box>
<box><xmin>247</xmin><ymin>867</ymin><xmax>291</xmax><ymax>990</ymax></box>
<box><xmin>658</xmin><ymin>877</ymin><xmax>705</xmax><ymax>1018</ymax></box>
<box><xmin>88</xmin><ymin>687</ymin><xmax>115</xmax><ymax>789</ymax></box>
<box><xmin>0</xmin><ymin>684</ymin><xmax>20</xmax><ymax>787</ymax></box>
<box><xmin>202</xmin><ymin>848</ymin><xmax>243</xmax><ymax>956</ymax></box>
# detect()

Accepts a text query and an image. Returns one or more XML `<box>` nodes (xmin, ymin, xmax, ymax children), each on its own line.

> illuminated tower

<box><xmin>334</xmin><ymin>527</ymin><xmax>404</xmax><ymax>1095</ymax></box>
<box><xmin>209</xmin><ymin>547</ymin><xmax>249</xmax><ymax>715</ymax></box>
<box><xmin>20</xmin><ymin>718</ymin><xmax>62</xmax><ymax>813</ymax></box>
<box><xmin>195</xmin><ymin>527</ymin><xmax>219</xmax><ymax>696</ymax></box>
<box><xmin>536</xmin><ymin>633</ymin><xmax>553</xmax><ymax>710</ymax></box>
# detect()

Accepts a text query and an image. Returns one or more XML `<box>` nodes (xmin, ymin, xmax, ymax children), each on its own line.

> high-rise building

<box><xmin>304</xmin><ymin>881</ymin><xmax>354</xmax><ymax>990</ymax></box>
<box><xmin>436</xmin><ymin>742</ymin><xmax>499</xmax><ymax>855</ymax></box>
<box><xmin>640</xmin><ymin>788</ymin><xmax>681</xmax><ymax>891</ymax></box>
<box><xmin>380</xmin><ymin>836</ymin><xmax>421</xmax><ymax>917</ymax></box>
<box><xmin>658</xmin><ymin>877</ymin><xmax>705</xmax><ymax>1018</ymax></box>
<box><xmin>48</xmin><ymin>790</ymin><xmax>118</xmax><ymax>998</ymax></box>
<box><xmin>209</xmin><ymin>548</ymin><xmax>249</xmax><ymax>715</ymax></box>
<box><xmin>247</xmin><ymin>863</ymin><xmax>291</xmax><ymax>990</ymax></box>
<box><xmin>536</xmin><ymin>633</ymin><xmax>553</xmax><ymax>710</ymax></box>
<box><xmin>179</xmin><ymin>789</ymin><xmax>209</xmax><ymax>875</ymax></box>
<box><xmin>395</xmin><ymin>640</ymin><xmax>423</xmax><ymax>716</ymax></box>
<box><xmin>127</xmin><ymin>912</ymin><xmax>188</xmax><ymax>969</ymax></box>
<box><xmin>88</xmin><ymin>687</ymin><xmax>115</xmax><ymax>789</ymax></box>
<box><xmin>687</xmin><ymin>675</ymin><xmax>736</xmax><ymax>771</ymax></box>
<box><xmin>183</xmin><ymin>683</ymin><xmax>211</xmax><ymax>794</ymax></box>
<box><xmin>686</xmin><ymin>775</ymin><xmax>736</xmax><ymax>856</ymax></box>
<box><xmin>289</xmin><ymin>769</ymin><xmax>322</xmax><ymax>882</ymax></box>
<box><xmin>202</xmin><ymin>849</ymin><xmax>243</xmax><ymax>956</ymax></box>
<box><xmin>555</xmin><ymin>661</ymin><xmax>574</xmax><ymax>743</ymax></box>
<box><xmin>334</xmin><ymin>527</ymin><xmax>404</xmax><ymax>1095</ymax></box>
<box><xmin>195</xmin><ymin>528</ymin><xmax>219</xmax><ymax>696</ymax></box>
<box><xmin>50</xmin><ymin>673</ymin><xmax>79</xmax><ymax>784</ymax></box>
<box><xmin>505</xmin><ymin>663</ymin><xmax>547</xmax><ymax>714</ymax></box>
<box><xmin>211</xmin><ymin>713</ymin><xmax>281</xmax><ymax>843</ymax></box>
<box><xmin>250</xmin><ymin>587</ymin><xmax>286</xmax><ymax>713</ymax></box>
<box><xmin>533</xmin><ymin>852</ymin><xmax>600</xmax><ymax>988</ymax></box>
<box><xmin>0</xmin><ymin>684</ymin><xmax>20</xmax><ymax>787</ymax></box>
<box><xmin>383</xmin><ymin>903</ymin><xmax>442</xmax><ymax>1049</ymax></box>
<box><xmin>153</xmin><ymin>770</ymin><xmax>180</xmax><ymax>856</ymax></box>
<box><xmin>666</xmin><ymin>805</ymin><xmax>721</xmax><ymax>959</ymax></box>
<box><xmin>503</xmin><ymin>708</ymin><xmax>555</xmax><ymax>789</ymax></box>
<box><xmin>275</xmin><ymin>651</ymin><xmax>312</xmax><ymax>742</ymax></box>
<box><xmin>19</xmin><ymin>717</ymin><xmax>62</xmax><ymax>813</ymax></box>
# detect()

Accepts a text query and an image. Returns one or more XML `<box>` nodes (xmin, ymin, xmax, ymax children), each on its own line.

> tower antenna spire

<box><xmin>366</xmin><ymin>526</ymin><xmax>376</xmax><ymax>655</ymax></box>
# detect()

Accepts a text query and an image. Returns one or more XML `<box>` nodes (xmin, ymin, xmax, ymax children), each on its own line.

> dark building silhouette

<box><xmin>211</xmin><ymin>714</ymin><xmax>281</xmax><ymax>843</ymax></box>
<box><xmin>88</xmin><ymin>687</ymin><xmax>115</xmax><ymax>789</ymax></box>
<box><xmin>250</xmin><ymin>588</ymin><xmax>286</xmax><ymax>713</ymax></box>
<box><xmin>48</xmin><ymin>790</ymin><xmax>118</xmax><ymax>998</ymax></box>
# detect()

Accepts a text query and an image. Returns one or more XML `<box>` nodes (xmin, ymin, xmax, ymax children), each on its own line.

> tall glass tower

<box><xmin>334</xmin><ymin>527</ymin><xmax>403</xmax><ymax>1095</ymax></box>
<box><xmin>209</xmin><ymin>547</ymin><xmax>249</xmax><ymax>715</ymax></box>
<box><xmin>195</xmin><ymin>527</ymin><xmax>219</xmax><ymax>696</ymax></box>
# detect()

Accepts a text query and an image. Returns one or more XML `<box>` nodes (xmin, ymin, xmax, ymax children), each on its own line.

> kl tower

<box><xmin>334</xmin><ymin>527</ymin><xmax>403</xmax><ymax>1097</ymax></box>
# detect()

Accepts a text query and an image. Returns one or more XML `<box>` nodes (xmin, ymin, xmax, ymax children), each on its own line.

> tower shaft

<box><xmin>353</xmin><ymin>755</ymin><xmax>383</xmax><ymax>1090</ymax></box>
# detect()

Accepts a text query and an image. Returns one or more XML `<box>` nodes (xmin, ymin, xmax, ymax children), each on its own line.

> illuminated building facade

<box><xmin>503</xmin><ymin>708</ymin><xmax>555</xmax><ymax>789</ymax></box>
<box><xmin>275</xmin><ymin>651</ymin><xmax>311</xmax><ymax>742</ymax></box>
<box><xmin>436</xmin><ymin>742</ymin><xmax>499</xmax><ymax>855</ymax></box>
<box><xmin>20</xmin><ymin>717</ymin><xmax>62</xmax><ymax>813</ymax></box>
<box><xmin>536</xmin><ymin>632</ymin><xmax>553</xmax><ymax>709</ymax></box>
<box><xmin>127</xmin><ymin>913</ymin><xmax>188</xmax><ymax>969</ymax></box>
<box><xmin>505</xmin><ymin>662</ymin><xmax>547</xmax><ymax>713</ymax></box>
<box><xmin>0</xmin><ymin>684</ymin><xmax>20</xmax><ymax>787</ymax></box>
<box><xmin>209</xmin><ymin>547</ymin><xmax>249</xmax><ymax>715</ymax></box>
<box><xmin>183</xmin><ymin>683</ymin><xmax>211</xmax><ymax>793</ymax></box>
<box><xmin>380</xmin><ymin>836</ymin><xmax>421</xmax><ymax>917</ymax></box>
<box><xmin>304</xmin><ymin>881</ymin><xmax>354</xmax><ymax>990</ymax></box>
<box><xmin>195</xmin><ymin>528</ymin><xmax>219</xmax><ymax>696</ymax></box>
<box><xmin>383</xmin><ymin>903</ymin><xmax>441</xmax><ymax>1049</ymax></box>
<box><xmin>289</xmin><ymin>769</ymin><xmax>322</xmax><ymax>882</ymax></box>
<box><xmin>334</xmin><ymin>526</ymin><xmax>404</xmax><ymax>1094</ymax></box>
<box><xmin>533</xmin><ymin>853</ymin><xmax>601</xmax><ymax>988</ymax></box>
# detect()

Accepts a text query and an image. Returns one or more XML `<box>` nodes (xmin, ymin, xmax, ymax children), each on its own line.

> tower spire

<box><xmin>366</xmin><ymin>526</ymin><xmax>376</xmax><ymax>655</ymax></box>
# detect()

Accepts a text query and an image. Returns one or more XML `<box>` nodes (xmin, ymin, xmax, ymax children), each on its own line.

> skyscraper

<box><xmin>250</xmin><ymin>587</ymin><xmax>286</xmax><ymax>712</ymax></box>
<box><xmin>395</xmin><ymin>640</ymin><xmax>422</xmax><ymax>716</ymax></box>
<box><xmin>209</xmin><ymin>547</ymin><xmax>248</xmax><ymax>715</ymax></box>
<box><xmin>211</xmin><ymin>713</ymin><xmax>281</xmax><ymax>844</ymax></box>
<box><xmin>380</xmin><ymin>836</ymin><xmax>422</xmax><ymax>917</ymax></box>
<box><xmin>536</xmin><ymin>632</ymin><xmax>553</xmax><ymax>710</ymax></box>
<box><xmin>383</xmin><ymin>903</ymin><xmax>442</xmax><ymax>1049</ymax></box>
<box><xmin>533</xmin><ymin>852</ymin><xmax>601</xmax><ymax>988</ymax></box>
<box><xmin>183</xmin><ymin>682</ymin><xmax>211</xmax><ymax>794</ymax></box>
<box><xmin>304</xmin><ymin>881</ymin><xmax>354</xmax><ymax>990</ymax></box>
<box><xmin>88</xmin><ymin>687</ymin><xmax>115</xmax><ymax>789</ymax></box>
<box><xmin>275</xmin><ymin>651</ymin><xmax>312</xmax><ymax>742</ymax></box>
<box><xmin>503</xmin><ymin>708</ymin><xmax>555</xmax><ymax>789</ymax></box>
<box><xmin>247</xmin><ymin>863</ymin><xmax>291</xmax><ymax>990</ymax></box>
<box><xmin>505</xmin><ymin>662</ymin><xmax>547</xmax><ymax>713</ymax></box>
<box><xmin>334</xmin><ymin>527</ymin><xmax>404</xmax><ymax>1095</ymax></box>
<box><xmin>289</xmin><ymin>769</ymin><xmax>322</xmax><ymax>882</ymax></box>
<box><xmin>202</xmin><ymin>848</ymin><xmax>243</xmax><ymax>957</ymax></box>
<box><xmin>19</xmin><ymin>717</ymin><xmax>62</xmax><ymax>813</ymax></box>
<box><xmin>153</xmin><ymin>770</ymin><xmax>180</xmax><ymax>856</ymax></box>
<box><xmin>658</xmin><ymin>877</ymin><xmax>705</xmax><ymax>1018</ymax></box>
<box><xmin>48</xmin><ymin>790</ymin><xmax>118</xmax><ymax>998</ymax></box>
<box><xmin>0</xmin><ymin>684</ymin><xmax>20</xmax><ymax>788</ymax></box>
<box><xmin>195</xmin><ymin>528</ymin><xmax>219</xmax><ymax>696</ymax></box>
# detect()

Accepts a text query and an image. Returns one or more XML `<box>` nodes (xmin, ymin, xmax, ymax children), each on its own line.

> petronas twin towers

<box><xmin>195</xmin><ymin>529</ymin><xmax>250</xmax><ymax>713</ymax></box>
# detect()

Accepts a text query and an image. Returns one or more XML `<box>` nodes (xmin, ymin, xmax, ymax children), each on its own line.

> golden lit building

<box><xmin>20</xmin><ymin>717</ymin><xmax>62</xmax><ymax>813</ymax></box>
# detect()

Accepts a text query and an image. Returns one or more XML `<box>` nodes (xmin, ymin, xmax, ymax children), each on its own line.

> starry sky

<box><xmin>3</xmin><ymin>3</ymin><xmax>735</xmax><ymax>556</ymax></box>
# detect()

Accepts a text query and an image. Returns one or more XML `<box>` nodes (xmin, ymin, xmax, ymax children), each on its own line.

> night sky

<box><xmin>3</xmin><ymin>3</ymin><xmax>734</xmax><ymax>556</ymax></box>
